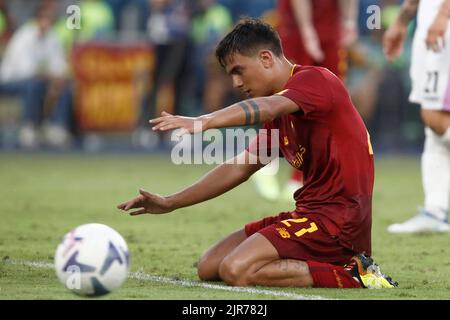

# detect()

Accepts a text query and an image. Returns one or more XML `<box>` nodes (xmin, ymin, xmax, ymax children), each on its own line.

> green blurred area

<box><xmin>0</xmin><ymin>154</ymin><xmax>450</xmax><ymax>300</ymax></box>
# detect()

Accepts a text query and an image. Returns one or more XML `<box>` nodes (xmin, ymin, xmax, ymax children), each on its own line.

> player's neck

<box><xmin>273</xmin><ymin>58</ymin><xmax>294</xmax><ymax>93</ymax></box>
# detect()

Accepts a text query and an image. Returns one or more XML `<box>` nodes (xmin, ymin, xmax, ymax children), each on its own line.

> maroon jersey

<box><xmin>277</xmin><ymin>0</ymin><xmax>343</xmax><ymax>77</ymax></box>
<box><xmin>256</xmin><ymin>65</ymin><xmax>374</xmax><ymax>254</ymax></box>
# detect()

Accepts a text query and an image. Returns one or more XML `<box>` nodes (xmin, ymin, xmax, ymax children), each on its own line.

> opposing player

<box><xmin>118</xmin><ymin>18</ymin><xmax>397</xmax><ymax>288</ymax></box>
<box><xmin>384</xmin><ymin>0</ymin><xmax>450</xmax><ymax>233</ymax></box>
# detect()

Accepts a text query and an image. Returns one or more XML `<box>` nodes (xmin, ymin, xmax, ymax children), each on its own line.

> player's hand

<box><xmin>383</xmin><ymin>20</ymin><xmax>408</xmax><ymax>62</ymax></box>
<box><xmin>426</xmin><ymin>12</ymin><xmax>448</xmax><ymax>52</ymax></box>
<box><xmin>301</xmin><ymin>27</ymin><xmax>325</xmax><ymax>63</ymax></box>
<box><xmin>150</xmin><ymin>111</ymin><xmax>205</xmax><ymax>138</ymax></box>
<box><xmin>117</xmin><ymin>189</ymin><xmax>173</xmax><ymax>216</ymax></box>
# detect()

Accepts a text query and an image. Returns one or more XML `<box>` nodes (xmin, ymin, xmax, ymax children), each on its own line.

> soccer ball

<box><xmin>54</xmin><ymin>223</ymin><xmax>130</xmax><ymax>296</ymax></box>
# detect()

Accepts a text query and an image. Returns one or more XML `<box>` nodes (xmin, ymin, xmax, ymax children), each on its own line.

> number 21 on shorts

<box><xmin>280</xmin><ymin>217</ymin><xmax>318</xmax><ymax>237</ymax></box>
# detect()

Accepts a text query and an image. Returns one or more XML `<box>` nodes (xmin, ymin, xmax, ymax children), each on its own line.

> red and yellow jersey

<box><xmin>254</xmin><ymin>65</ymin><xmax>374</xmax><ymax>254</ymax></box>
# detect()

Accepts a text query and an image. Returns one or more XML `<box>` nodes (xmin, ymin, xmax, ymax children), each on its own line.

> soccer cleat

<box><xmin>387</xmin><ymin>208</ymin><xmax>450</xmax><ymax>233</ymax></box>
<box><xmin>344</xmin><ymin>254</ymin><xmax>398</xmax><ymax>289</ymax></box>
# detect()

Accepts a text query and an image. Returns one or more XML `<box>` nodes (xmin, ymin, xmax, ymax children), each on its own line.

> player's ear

<box><xmin>259</xmin><ymin>50</ymin><xmax>274</xmax><ymax>69</ymax></box>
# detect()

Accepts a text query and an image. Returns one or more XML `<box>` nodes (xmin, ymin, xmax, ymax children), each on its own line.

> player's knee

<box><xmin>197</xmin><ymin>256</ymin><xmax>218</xmax><ymax>281</ymax></box>
<box><xmin>218</xmin><ymin>257</ymin><xmax>249</xmax><ymax>287</ymax></box>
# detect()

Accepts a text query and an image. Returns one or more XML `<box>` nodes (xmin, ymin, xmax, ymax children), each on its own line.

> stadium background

<box><xmin>0</xmin><ymin>0</ymin><xmax>421</xmax><ymax>152</ymax></box>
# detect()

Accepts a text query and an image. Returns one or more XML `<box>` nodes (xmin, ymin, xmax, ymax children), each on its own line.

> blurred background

<box><xmin>0</xmin><ymin>0</ymin><xmax>421</xmax><ymax>154</ymax></box>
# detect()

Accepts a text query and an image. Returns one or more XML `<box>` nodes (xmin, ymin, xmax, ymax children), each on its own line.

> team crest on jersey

<box><xmin>284</xmin><ymin>136</ymin><xmax>289</xmax><ymax>146</ymax></box>
<box><xmin>289</xmin><ymin>146</ymin><xmax>306</xmax><ymax>169</ymax></box>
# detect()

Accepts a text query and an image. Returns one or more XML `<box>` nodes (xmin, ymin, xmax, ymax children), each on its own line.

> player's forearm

<box><xmin>201</xmin><ymin>97</ymin><xmax>281</xmax><ymax>130</ymax></box>
<box><xmin>339</xmin><ymin>0</ymin><xmax>358</xmax><ymax>27</ymax></box>
<box><xmin>290</xmin><ymin>0</ymin><xmax>314</xmax><ymax>32</ymax></box>
<box><xmin>437</xmin><ymin>0</ymin><xmax>450</xmax><ymax>18</ymax></box>
<box><xmin>398</xmin><ymin>0</ymin><xmax>420</xmax><ymax>25</ymax></box>
<box><xmin>166</xmin><ymin>162</ymin><xmax>257</xmax><ymax>210</ymax></box>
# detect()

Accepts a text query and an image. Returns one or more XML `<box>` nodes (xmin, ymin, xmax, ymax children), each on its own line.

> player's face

<box><xmin>224</xmin><ymin>52</ymin><xmax>274</xmax><ymax>98</ymax></box>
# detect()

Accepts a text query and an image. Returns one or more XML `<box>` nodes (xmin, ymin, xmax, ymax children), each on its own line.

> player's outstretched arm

<box><xmin>117</xmin><ymin>150</ymin><xmax>264</xmax><ymax>216</ymax></box>
<box><xmin>383</xmin><ymin>0</ymin><xmax>420</xmax><ymax>61</ymax></box>
<box><xmin>150</xmin><ymin>95</ymin><xmax>298</xmax><ymax>138</ymax></box>
<box><xmin>117</xmin><ymin>189</ymin><xmax>172</xmax><ymax>215</ymax></box>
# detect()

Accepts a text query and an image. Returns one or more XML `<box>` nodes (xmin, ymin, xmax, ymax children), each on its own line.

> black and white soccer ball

<box><xmin>54</xmin><ymin>223</ymin><xmax>130</xmax><ymax>296</ymax></box>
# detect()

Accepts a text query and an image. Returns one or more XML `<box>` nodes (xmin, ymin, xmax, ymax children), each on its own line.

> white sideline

<box><xmin>5</xmin><ymin>259</ymin><xmax>330</xmax><ymax>300</ymax></box>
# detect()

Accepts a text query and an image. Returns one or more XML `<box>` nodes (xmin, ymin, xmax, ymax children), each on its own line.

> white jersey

<box><xmin>410</xmin><ymin>0</ymin><xmax>450</xmax><ymax>111</ymax></box>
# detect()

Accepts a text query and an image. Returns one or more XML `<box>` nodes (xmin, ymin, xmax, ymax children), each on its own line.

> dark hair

<box><xmin>215</xmin><ymin>17</ymin><xmax>283</xmax><ymax>68</ymax></box>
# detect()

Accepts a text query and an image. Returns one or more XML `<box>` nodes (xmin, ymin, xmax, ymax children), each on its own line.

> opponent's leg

<box><xmin>197</xmin><ymin>229</ymin><xmax>247</xmax><ymax>281</ymax></box>
<box><xmin>388</xmin><ymin>126</ymin><xmax>450</xmax><ymax>232</ymax></box>
<box><xmin>422</xmin><ymin>125</ymin><xmax>450</xmax><ymax>221</ymax></box>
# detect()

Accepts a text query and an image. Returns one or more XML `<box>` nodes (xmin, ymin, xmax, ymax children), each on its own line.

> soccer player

<box><xmin>384</xmin><ymin>0</ymin><xmax>450</xmax><ymax>233</ymax></box>
<box><xmin>118</xmin><ymin>18</ymin><xmax>397</xmax><ymax>288</ymax></box>
<box><xmin>277</xmin><ymin>0</ymin><xmax>358</xmax><ymax>80</ymax></box>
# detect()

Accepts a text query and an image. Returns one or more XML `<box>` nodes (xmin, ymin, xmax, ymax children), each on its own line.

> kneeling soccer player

<box><xmin>118</xmin><ymin>18</ymin><xmax>398</xmax><ymax>289</ymax></box>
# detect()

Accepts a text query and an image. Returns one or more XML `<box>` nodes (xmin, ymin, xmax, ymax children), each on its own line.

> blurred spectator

<box><xmin>105</xmin><ymin>0</ymin><xmax>150</xmax><ymax>33</ymax></box>
<box><xmin>0</xmin><ymin>0</ymin><xmax>14</xmax><ymax>56</ymax></box>
<box><xmin>188</xmin><ymin>0</ymin><xmax>232</xmax><ymax>114</ymax></box>
<box><xmin>0</xmin><ymin>1</ymin><xmax>72</xmax><ymax>149</ymax></box>
<box><xmin>78</xmin><ymin>0</ymin><xmax>114</xmax><ymax>41</ymax></box>
<box><xmin>218</xmin><ymin>0</ymin><xmax>275</xmax><ymax>21</ymax></box>
<box><xmin>346</xmin><ymin>32</ymin><xmax>386</xmax><ymax>125</ymax></box>
<box><xmin>52</xmin><ymin>0</ymin><xmax>114</xmax><ymax>51</ymax></box>
<box><xmin>133</xmin><ymin>0</ymin><xmax>191</xmax><ymax>149</ymax></box>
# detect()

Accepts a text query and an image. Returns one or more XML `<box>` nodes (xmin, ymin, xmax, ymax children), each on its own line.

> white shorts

<box><xmin>409</xmin><ymin>30</ymin><xmax>450</xmax><ymax>111</ymax></box>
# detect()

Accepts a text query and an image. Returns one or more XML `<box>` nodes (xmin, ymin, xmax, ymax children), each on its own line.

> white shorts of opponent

<box><xmin>409</xmin><ymin>0</ymin><xmax>450</xmax><ymax>111</ymax></box>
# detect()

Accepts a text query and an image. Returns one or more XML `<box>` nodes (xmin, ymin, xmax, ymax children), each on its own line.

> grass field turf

<box><xmin>1</xmin><ymin>153</ymin><xmax>450</xmax><ymax>300</ymax></box>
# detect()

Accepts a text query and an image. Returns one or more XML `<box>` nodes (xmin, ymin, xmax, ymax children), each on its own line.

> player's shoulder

<box><xmin>302</xmin><ymin>65</ymin><xmax>337</xmax><ymax>76</ymax></box>
<box><xmin>285</xmin><ymin>66</ymin><xmax>339</xmax><ymax>94</ymax></box>
<box><xmin>290</xmin><ymin>65</ymin><xmax>336</xmax><ymax>82</ymax></box>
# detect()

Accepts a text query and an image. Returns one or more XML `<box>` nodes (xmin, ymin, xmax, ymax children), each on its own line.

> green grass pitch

<box><xmin>1</xmin><ymin>153</ymin><xmax>450</xmax><ymax>300</ymax></box>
